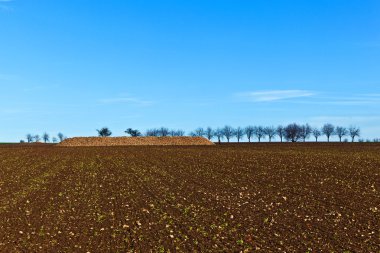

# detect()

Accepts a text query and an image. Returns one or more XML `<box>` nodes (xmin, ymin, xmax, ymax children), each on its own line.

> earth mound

<box><xmin>58</xmin><ymin>136</ymin><xmax>215</xmax><ymax>146</ymax></box>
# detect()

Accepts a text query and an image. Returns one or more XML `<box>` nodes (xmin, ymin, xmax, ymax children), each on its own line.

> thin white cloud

<box><xmin>309</xmin><ymin>116</ymin><xmax>380</xmax><ymax>125</ymax></box>
<box><xmin>0</xmin><ymin>0</ymin><xmax>13</xmax><ymax>12</ymax></box>
<box><xmin>0</xmin><ymin>73</ymin><xmax>18</xmax><ymax>81</ymax></box>
<box><xmin>0</xmin><ymin>108</ymin><xmax>44</xmax><ymax>118</ymax></box>
<box><xmin>237</xmin><ymin>90</ymin><xmax>380</xmax><ymax>106</ymax></box>
<box><xmin>0</xmin><ymin>6</ymin><xmax>12</xmax><ymax>11</ymax></box>
<box><xmin>0</xmin><ymin>108</ymin><xmax>26</xmax><ymax>115</ymax></box>
<box><xmin>356</xmin><ymin>41</ymin><xmax>380</xmax><ymax>48</ymax></box>
<box><xmin>99</xmin><ymin>96</ymin><xmax>153</xmax><ymax>106</ymax></box>
<box><xmin>22</xmin><ymin>86</ymin><xmax>44</xmax><ymax>92</ymax></box>
<box><xmin>238</xmin><ymin>90</ymin><xmax>315</xmax><ymax>102</ymax></box>
<box><xmin>361</xmin><ymin>93</ymin><xmax>380</xmax><ymax>97</ymax></box>
<box><xmin>290</xmin><ymin>94</ymin><xmax>380</xmax><ymax>106</ymax></box>
<box><xmin>321</xmin><ymin>100</ymin><xmax>380</xmax><ymax>106</ymax></box>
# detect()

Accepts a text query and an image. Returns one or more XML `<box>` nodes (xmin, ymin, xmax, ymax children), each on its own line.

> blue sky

<box><xmin>1</xmin><ymin>0</ymin><xmax>379</xmax><ymax>142</ymax></box>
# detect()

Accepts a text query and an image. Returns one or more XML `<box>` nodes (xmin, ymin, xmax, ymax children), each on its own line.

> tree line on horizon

<box><xmin>94</xmin><ymin>123</ymin><xmax>368</xmax><ymax>143</ymax></box>
<box><xmin>21</xmin><ymin>133</ymin><xmax>67</xmax><ymax>144</ymax></box>
<box><xmin>21</xmin><ymin>124</ymin><xmax>380</xmax><ymax>143</ymax></box>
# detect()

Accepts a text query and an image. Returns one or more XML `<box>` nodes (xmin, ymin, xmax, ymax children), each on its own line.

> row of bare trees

<box><xmin>96</xmin><ymin>124</ymin><xmax>361</xmax><ymax>142</ymax></box>
<box><xmin>145</xmin><ymin>127</ymin><xmax>185</xmax><ymax>137</ymax></box>
<box><xmin>96</xmin><ymin>127</ymin><xmax>185</xmax><ymax>137</ymax></box>
<box><xmin>188</xmin><ymin>124</ymin><xmax>361</xmax><ymax>143</ymax></box>
<box><xmin>24</xmin><ymin>133</ymin><xmax>66</xmax><ymax>143</ymax></box>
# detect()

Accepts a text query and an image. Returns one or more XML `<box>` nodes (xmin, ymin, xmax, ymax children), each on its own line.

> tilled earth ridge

<box><xmin>0</xmin><ymin>143</ymin><xmax>378</xmax><ymax>252</ymax></box>
<box><xmin>58</xmin><ymin>136</ymin><xmax>215</xmax><ymax>146</ymax></box>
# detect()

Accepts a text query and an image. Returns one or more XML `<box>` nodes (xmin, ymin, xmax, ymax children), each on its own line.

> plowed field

<box><xmin>0</xmin><ymin>144</ymin><xmax>379</xmax><ymax>252</ymax></box>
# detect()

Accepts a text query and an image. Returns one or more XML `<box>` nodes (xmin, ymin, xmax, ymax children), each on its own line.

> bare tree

<box><xmin>284</xmin><ymin>123</ymin><xmax>301</xmax><ymax>142</ymax></box>
<box><xmin>322</xmin><ymin>123</ymin><xmax>335</xmax><ymax>142</ymax></box>
<box><xmin>205</xmin><ymin>127</ymin><xmax>214</xmax><ymax>140</ymax></box>
<box><xmin>335</xmin><ymin>126</ymin><xmax>348</xmax><ymax>142</ymax></box>
<box><xmin>349</xmin><ymin>126</ymin><xmax>360</xmax><ymax>142</ymax></box>
<box><xmin>97</xmin><ymin>127</ymin><xmax>112</xmax><ymax>137</ymax></box>
<box><xmin>26</xmin><ymin>134</ymin><xmax>33</xmax><ymax>143</ymax></box>
<box><xmin>214</xmin><ymin>128</ymin><xmax>224</xmax><ymax>144</ymax></box>
<box><xmin>253</xmin><ymin>126</ymin><xmax>265</xmax><ymax>142</ymax></box>
<box><xmin>169</xmin><ymin>129</ymin><xmax>185</xmax><ymax>137</ymax></box>
<box><xmin>235</xmin><ymin>127</ymin><xmax>244</xmax><ymax>143</ymax></box>
<box><xmin>158</xmin><ymin>127</ymin><xmax>169</xmax><ymax>137</ymax></box>
<box><xmin>145</xmin><ymin>129</ymin><xmax>159</xmax><ymax>137</ymax></box>
<box><xmin>222</xmin><ymin>125</ymin><xmax>235</xmax><ymax>143</ymax></box>
<box><xmin>175</xmin><ymin>129</ymin><xmax>185</xmax><ymax>136</ymax></box>
<box><xmin>244</xmin><ymin>126</ymin><xmax>254</xmax><ymax>143</ymax></box>
<box><xmin>312</xmin><ymin>128</ymin><xmax>321</xmax><ymax>142</ymax></box>
<box><xmin>125</xmin><ymin>128</ymin><xmax>142</xmax><ymax>137</ymax></box>
<box><xmin>52</xmin><ymin>137</ymin><xmax>58</xmax><ymax>143</ymax></box>
<box><xmin>276</xmin><ymin>125</ymin><xmax>286</xmax><ymax>143</ymax></box>
<box><xmin>264</xmin><ymin>126</ymin><xmax>276</xmax><ymax>142</ymax></box>
<box><xmin>34</xmin><ymin>135</ymin><xmax>41</xmax><ymax>142</ymax></box>
<box><xmin>42</xmin><ymin>132</ymin><xmax>50</xmax><ymax>143</ymax></box>
<box><xmin>57</xmin><ymin>133</ymin><xmax>65</xmax><ymax>142</ymax></box>
<box><xmin>299</xmin><ymin>124</ymin><xmax>312</xmax><ymax>142</ymax></box>
<box><xmin>191</xmin><ymin>127</ymin><xmax>205</xmax><ymax>137</ymax></box>
<box><xmin>169</xmin><ymin>129</ymin><xmax>176</xmax><ymax>137</ymax></box>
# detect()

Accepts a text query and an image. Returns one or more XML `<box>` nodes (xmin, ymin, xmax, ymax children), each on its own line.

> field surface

<box><xmin>0</xmin><ymin>144</ymin><xmax>379</xmax><ymax>252</ymax></box>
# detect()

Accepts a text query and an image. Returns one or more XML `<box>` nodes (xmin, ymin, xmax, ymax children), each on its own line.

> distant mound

<box><xmin>58</xmin><ymin>136</ymin><xmax>215</xmax><ymax>146</ymax></box>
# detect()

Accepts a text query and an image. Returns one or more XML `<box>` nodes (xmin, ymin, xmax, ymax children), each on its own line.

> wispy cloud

<box><xmin>363</xmin><ymin>93</ymin><xmax>380</xmax><ymax>97</ymax></box>
<box><xmin>291</xmin><ymin>94</ymin><xmax>380</xmax><ymax>106</ymax></box>
<box><xmin>356</xmin><ymin>41</ymin><xmax>380</xmax><ymax>48</ymax></box>
<box><xmin>0</xmin><ymin>108</ymin><xmax>26</xmax><ymax>115</ymax></box>
<box><xmin>0</xmin><ymin>73</ymin><xmax>18</xmax><ymax>81</ymax></box>
<box><xmin>237</xmin><ymin>90</ymin><xmax>315</xmax><ymax>102</ymax></box>
<box><xmin>22</xmin><ymin>84</ymin><xmax>62</xmax><ymax>92</ymax></box>
<box><xmin>309</xmin><ymin>116</ymin><xmax>380</xmax><ymax>126</ymax></box>
<box><xmin>0</xmin><ymin>0</ymin><xmax>13</xmax><ymax>12</ymax></box>
<box><xmin>237</xmin><ymin>89</ymin><xmax>380</xmax><ymax>106</ymax></box>
<box><xmin>99</xmin><ymin>96</ymin><xmax>153</xmax><ymax>106</ymax></box>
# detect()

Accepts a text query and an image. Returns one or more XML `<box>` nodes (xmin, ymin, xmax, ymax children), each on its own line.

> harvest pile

<box><xmin>58</xmin><ymin>136</ymin><xmax>215</xmax><ymax>146</ymax></box>
<box><xmin>0</xmin><ymin>143</ymin><xmax>378</xmax><ymax>252</ymax></box>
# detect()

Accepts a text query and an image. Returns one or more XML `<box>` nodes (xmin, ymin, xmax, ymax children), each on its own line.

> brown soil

<box><xmin>0</xmin><ymin>143</ymin><xmax>378</xmax><ymax>252</ymax></box>
<box><xmin>58</xmin><ymin>136</ymin><xmax>215</xmax><ymax>146</ymax></box>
